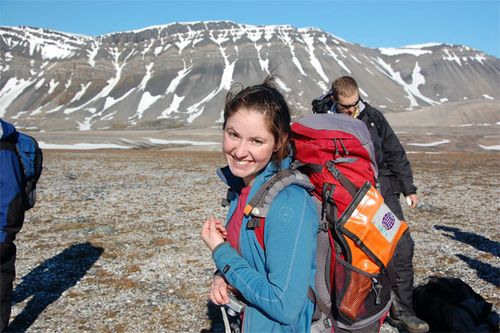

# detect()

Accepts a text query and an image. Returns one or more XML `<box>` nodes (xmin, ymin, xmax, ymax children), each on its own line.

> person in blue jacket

<box><xmin>0</xmin><ymin>119</ymin><xmax>26</xmax><ymax>332</ymax></box>
<box><xmin>201</xmin><ymin>76</ymin><xmax>319</xmax><ymax>332</ymax></box>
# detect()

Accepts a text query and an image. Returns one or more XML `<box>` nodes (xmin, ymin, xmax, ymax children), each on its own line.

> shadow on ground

<box><xmin>435</xmin><ymin>225</ymin><xmax>500</xmax><ymax>257</ymax></box>
<box><xmin>435</xmin><ymin>225</ymin><xmax>500</xmax><ymax>287</ymax></box>
<box><xmin>456</xmin><ymin>254</ymin><xmax>500</xmax><ymax>287</ymax></box>
<box><xmin>6</xmin><ymin>242</ymin><xmax>103</xmax><ymax>332</ymax></box>
<box><xmin>201</xmin><ymin>301</ymin><xmax>225</xmax><ymax>333</ymax></box>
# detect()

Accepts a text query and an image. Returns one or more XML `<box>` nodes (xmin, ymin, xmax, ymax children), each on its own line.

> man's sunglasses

<box><xmin>337</xmin><ymin>99</ymin><xmax>360</xmax><ymax>110</ymax></box>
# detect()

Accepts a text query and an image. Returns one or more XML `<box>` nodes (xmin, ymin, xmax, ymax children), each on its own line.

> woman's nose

<box><xmin>233</xmin><ymin>140</ymin><xmax>248</xmax><ymax>158</ymax></box>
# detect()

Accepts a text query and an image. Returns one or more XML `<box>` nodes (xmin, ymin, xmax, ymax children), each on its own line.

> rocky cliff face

<box><xmin>1</xmin><ymin>21</ymin><xmax>499</xmax><ymax>131</ymax></box>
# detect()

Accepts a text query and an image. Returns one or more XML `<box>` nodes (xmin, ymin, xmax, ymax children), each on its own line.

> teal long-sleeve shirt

<box><xmin>213</xmin><ymin>158</ymin><xmax>319</xmax><ymax>332</ymax></box>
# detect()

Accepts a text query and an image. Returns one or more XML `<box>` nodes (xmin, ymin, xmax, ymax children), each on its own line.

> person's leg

<box><xmin>379</xmin><ymin>176</ymin><xmax>428</xmax><ymax>333</ymax></box>
<box><xmin>387</xmin><ymin>232</ymin><xmax>428</xmax><ymax>332</ymax></box>
<box><xmin>389</xmin><ymin>231</ymin><xmax>415</xmax><ymax>312</ymax></box>
<box><xmin>0</xmin><ymin>242</ymin><xmax>16</xmax><ymax>332</ymax></box>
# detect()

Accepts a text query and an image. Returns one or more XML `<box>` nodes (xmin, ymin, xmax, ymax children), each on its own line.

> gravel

<box><xmin>5</xmin><ymin>149</ymin><xmax>499</xmax><ymax>332</ymax></box>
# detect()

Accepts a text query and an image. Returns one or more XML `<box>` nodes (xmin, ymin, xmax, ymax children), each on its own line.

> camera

<box><xmin>225</xmin><ymin>295</ymin><xmax>244</xmax><ymax>316</ymax></box>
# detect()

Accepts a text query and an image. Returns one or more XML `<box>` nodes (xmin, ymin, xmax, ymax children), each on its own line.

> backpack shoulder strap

<box><xmin>244</xmin><ymin>168</ymin><xmax>314</xmax><ymax>252</ymax></box>
<box><xmin>244</xmin><ymin>168</ymin><xmax>314</xmax><ymax>221</ymax></box>
<box><xmin>0</xmin><ymin>141</ymin><xmax>17</xmax><ymax>152</ymax></box>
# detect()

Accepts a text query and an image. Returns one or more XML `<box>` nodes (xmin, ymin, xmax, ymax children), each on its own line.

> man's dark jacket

<box><xmin>357</xmin><ymin>102</ymin><xmax>417</xmax><ymax>196</ymax></box>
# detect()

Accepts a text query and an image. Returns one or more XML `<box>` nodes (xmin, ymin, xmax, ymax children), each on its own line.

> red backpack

<box><xmin>241</xmin><ymin>114</ymin><xmax>408</xmax><ymax>331</ymax></box>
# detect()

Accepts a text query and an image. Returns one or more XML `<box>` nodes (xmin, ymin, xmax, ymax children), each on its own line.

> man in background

<box><xmin>329</xmin><ymin>76</ymin><xmax>428</xmax><ymax>333</ymax></box>
<box><xmin>0</xmin><ymin>119</ymin><xmax>27</xmax><ymax>332</ymax></box>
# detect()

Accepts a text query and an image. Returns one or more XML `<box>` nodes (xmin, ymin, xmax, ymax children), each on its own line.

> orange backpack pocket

<box><xmin>337</xmin><ymin>181</ymin><xmax>408</xmax><ymax>272</ymax></box>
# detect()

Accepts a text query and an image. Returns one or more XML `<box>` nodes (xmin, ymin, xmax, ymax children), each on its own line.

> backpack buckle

<box><xmin>319</xmin><ymin>222</ymin><xmax>329</xmax><ymax>232</ymax></box>
<box><xmin>323</xmin><ymin>317</ymin><xmax>333</xmax><ymax>328</ymax></box>
<box><xmin>246</xmin><ymin>218</ymin><xmax>261</xmax><ymax>229</ymax></box>
<box><xmin>322</xmin><ymin>183</ymin><xmax>335</xmax><ymax>203</ymax></box>
<box><xmin>326</xmin><ymin>161</ymin><xmax>340</xmax><ymax>179</ymax></box>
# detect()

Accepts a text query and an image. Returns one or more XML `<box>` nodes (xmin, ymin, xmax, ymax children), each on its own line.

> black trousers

<box><xmin>0</xmin><ymin>241</ymin><xmax>16</xmax><ymax>332</ymax></box>
<box><xmin>379</xmin><ymin>176</ymin><xmax>416</xmax><ymax>313</ymax></box>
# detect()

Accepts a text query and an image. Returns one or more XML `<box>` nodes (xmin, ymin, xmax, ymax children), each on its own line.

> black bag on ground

<box><xmin>413</xmin><ymin>276</ymin><xmax>499</xmax><ymax>332</ymax></box>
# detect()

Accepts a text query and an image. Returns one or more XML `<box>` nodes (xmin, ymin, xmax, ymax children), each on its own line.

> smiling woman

<box><xmin>200</xmin><ymin>76</ymin><xmax>319</xmax><ymax>333</ymax></box>
<box><xmin>222</xmin><ymin>109</ymin><xmax>277</xmax><ymax>186</ymax></box>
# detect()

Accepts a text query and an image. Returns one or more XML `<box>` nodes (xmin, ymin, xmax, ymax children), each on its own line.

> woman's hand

<box><xmin>201</xmin><ymin>216</ymin><xmax>227</xmax><ymax>252</ymax></box>
<box><xmin>210</xmin><ymin>275</ymin><xmax>230</xmax><ymax>305</ymax></box>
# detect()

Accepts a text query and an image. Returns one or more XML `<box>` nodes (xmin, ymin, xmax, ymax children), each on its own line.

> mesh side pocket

<box><xmin>334</xmin><ymin>257</ymin><xmax>376</xmax><ymax>322</ymax></box>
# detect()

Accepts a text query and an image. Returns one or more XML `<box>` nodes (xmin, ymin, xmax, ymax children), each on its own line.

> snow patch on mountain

<box><xmin>318</xmin><ymin>36</ymin><xmax>351</xmax><ymax>74</ymax></box>
<box><xmin>374</xmin><ymin>58</ymin><xmax>439</xmax><ymax>109</ymax></box>
<box><xmin>379</xmin><ymin>47</ymin><xmax>432</xmax><ymax>56</ymax></box>
<box><xmin>277</xmin><ymin>29</ymin><xmax>306</xmax><ymax>76</ymax></box>
<box><xmin>0</xmin><ymin>78</ymin><xmax>35</xmax><ymax>117</ymax></box>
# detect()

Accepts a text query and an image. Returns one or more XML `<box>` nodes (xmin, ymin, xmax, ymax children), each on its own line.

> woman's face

<box><xmin>223</xmin><ymin>108</ymin><xmax>277</xmax><ymax>186</ymax></box>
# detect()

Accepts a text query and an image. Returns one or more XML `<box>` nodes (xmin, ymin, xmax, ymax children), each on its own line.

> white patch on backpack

<box><xmin>372</xmin><ymin>204</ymin><xmax>401</xmax><ymax>243</ymax></box>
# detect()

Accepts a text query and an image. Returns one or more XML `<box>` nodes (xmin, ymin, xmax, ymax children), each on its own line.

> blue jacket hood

<box><xmin>0</xmin><ymin>119</ymin><xmax>18</xmax><ymax>141</ymax></box>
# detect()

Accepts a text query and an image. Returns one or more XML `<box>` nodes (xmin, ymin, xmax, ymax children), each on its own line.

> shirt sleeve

<box><xmin>377</xmin><ymin>111</ymin><xmax>417</xmax><ymax>195</ymax></box>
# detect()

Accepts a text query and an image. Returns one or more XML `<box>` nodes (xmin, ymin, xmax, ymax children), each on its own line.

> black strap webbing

<box><xmin>325</xmin><ymin>161</ymin><xmax>358</xmax><ymax>198</ymax></box>
<box><xmin>297</xmin><ymin>161</ymin><xmax>359</xmax><ymax>198</ymax></box>
<box><xmin>296</xmin><ymin>163</ymin><xmax>323</xmax><ymax>175</ymax></box>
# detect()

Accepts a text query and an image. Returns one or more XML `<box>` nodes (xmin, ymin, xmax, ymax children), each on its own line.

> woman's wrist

<box><xmin>212</xmin><ymin>241</ymin><xmax>229</xmax><ymax>254</ymax></box>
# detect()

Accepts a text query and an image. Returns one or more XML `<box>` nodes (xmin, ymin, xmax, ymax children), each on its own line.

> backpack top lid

<box><xmin>291</xmin><ymin>113</ymin><xmax>378</xmax><ymax>178</ymax></box>
<box><xmin>291</xmin><ymin>113</ymin><xmax>378</xmax><ymax>214</ymax></box>
<box><xmin>292</xmin><ymin>114</ymin><xmax>375</xmax><ymax>164</ymax></box>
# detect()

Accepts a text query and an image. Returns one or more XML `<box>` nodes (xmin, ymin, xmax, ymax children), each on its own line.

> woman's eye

<box><xmin>227</xmin><ymin>131</ymin><xmax>238</xmax><ymax>138</ymax></box>
<box><xmin>252</xmin><ymin>139</ymin><xmax>264</xmax><ymax>145</ymax></box>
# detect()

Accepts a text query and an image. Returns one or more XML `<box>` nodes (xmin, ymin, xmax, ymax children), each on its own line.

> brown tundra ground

<box><xmin>6</xmin><ymin>149</ymin><xmax>499</xmax><ymax>332</ymax></box>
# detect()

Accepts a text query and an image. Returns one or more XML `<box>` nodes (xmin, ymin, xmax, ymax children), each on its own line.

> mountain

<box><xmin>1</xmin><ymin>21</ymin><xmax>499</xmax><ymax>131</ymax></box>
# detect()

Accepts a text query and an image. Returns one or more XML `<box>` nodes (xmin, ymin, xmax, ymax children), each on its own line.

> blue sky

<box><xmin>1</xmin><ymin>0</ymin><xmax>499</xmax><ymax>57</ymax></box>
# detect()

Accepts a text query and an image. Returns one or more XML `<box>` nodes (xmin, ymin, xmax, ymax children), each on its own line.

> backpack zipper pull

<box><xmin>333</xmin><ymin>138</ymin><xmax>339</xmax><ymax>157</ymax></box>
<box><xmin>339</xmin><ymin>139</ymin><xmax>349</xmax><ymax>155</ymax></box>
<box><xmin>372</xmin><ymin>278</ymin><xmax>382</xmax><ymax>305</ymax></box>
